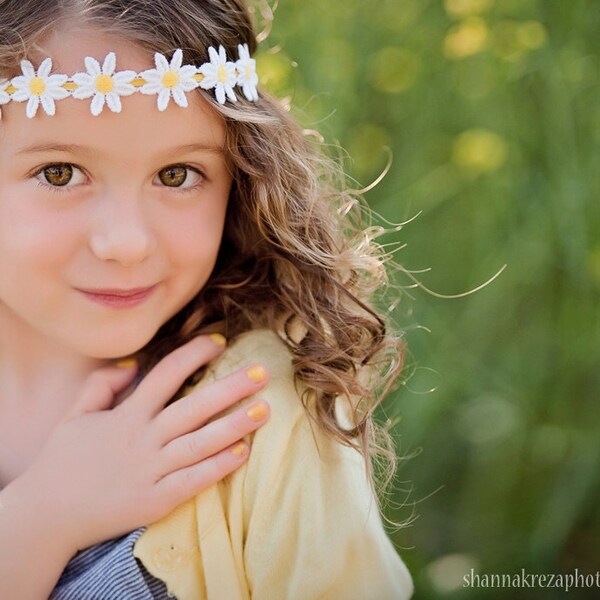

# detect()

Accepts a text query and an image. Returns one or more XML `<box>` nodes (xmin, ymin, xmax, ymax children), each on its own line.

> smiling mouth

<box><xmin>76</xmin><ymin>285</ymin><xmax>158</xmax><ymax>308</ymax></box>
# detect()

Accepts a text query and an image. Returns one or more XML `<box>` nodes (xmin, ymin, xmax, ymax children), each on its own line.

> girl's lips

<box><xmin>76</xmin><ymin>285</ymin><xmax>158</xmax><ymax>308</ymax></box>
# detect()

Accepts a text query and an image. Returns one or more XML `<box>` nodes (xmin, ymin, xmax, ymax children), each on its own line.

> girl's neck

<box><xmin>0</xmin><ymin>304</ymin><xmax>105</xmax><ymax>410</ymax></box>
<box><xmin>0</xmin><ymin>307</ymin><xmax>109</xmax><ymax>488</ymax></box>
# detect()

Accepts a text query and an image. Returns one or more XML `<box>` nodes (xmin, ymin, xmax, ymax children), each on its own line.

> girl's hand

<box><xmin>5</xmin><ymin>335</ymin><xmax>270</xmax><ymax>553</ymax></box>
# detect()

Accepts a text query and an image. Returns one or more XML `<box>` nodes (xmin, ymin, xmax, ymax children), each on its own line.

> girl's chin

<box><xmin>73</xmin><ymin>330</ymin><xmax>158</xmax><ymax>360</ymax></box>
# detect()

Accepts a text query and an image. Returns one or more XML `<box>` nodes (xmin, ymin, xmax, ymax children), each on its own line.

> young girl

<box><xmin>0</xmin><ymin>0</ymin><xmax>413</xmax><ymax>598</ymax></box>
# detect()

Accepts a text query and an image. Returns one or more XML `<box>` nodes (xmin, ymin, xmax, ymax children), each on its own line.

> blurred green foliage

<box><xmin>258</xmin><ymin>0</ymin><xmax>600</xmax><ymax>598</ymax></box>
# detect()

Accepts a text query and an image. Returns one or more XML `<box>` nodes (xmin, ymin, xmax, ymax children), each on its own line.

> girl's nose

<box><xmin>89</xmin><ymin>191</ymin><xmax>157</xmax><ymax>266</ymax></box>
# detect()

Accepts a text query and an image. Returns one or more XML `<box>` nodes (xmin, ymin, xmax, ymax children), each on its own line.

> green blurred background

<box><xmin>256</xmin><ymin>0</ymin><xmax>600</xmax><ymax>598</ymax></box>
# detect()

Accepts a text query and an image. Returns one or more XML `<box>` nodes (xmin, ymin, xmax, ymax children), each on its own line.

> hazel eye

<box><xmin>34</xmin><ymin>163</ymin><xmax>87</xmax><ymax>190</ymax></box>
<box><xmin>156</xmin><ymin>165</ymin><xmax>203</xmax><ymax>189</ymax></box>
<box><xmin>42</xmin><ymin>164</ymin><xmax>74</xmax><ymax>186</ymax></box>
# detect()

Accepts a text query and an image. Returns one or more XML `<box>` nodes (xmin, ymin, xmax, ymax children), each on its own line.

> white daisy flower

<box><xmin>198</xmin><ymin>45</ymin><xmax>238</xmax><ymax>105</ymax></box>
<box><xmin>139</xmin><ymin>49</ymin><xmax>198</xmax><ymax>111</ymax></box>
<box><xmin>235</xmin><ymin>44</ymin><xmax>259</xmax><ymax>102</ymax></box>
<box><xmin>10</xmin><ymin>58</ymin><xmax>69</xmax><ymax>118</ymax></box>
<box><xmin>71</xmin><ymin>53</ymin><xmax>136</xmax><ymax>116</ymax></box>
<box><xmin>0</xmin><ymin>79</ymin><xmax>10</xmax><ymax>106</ymax></box>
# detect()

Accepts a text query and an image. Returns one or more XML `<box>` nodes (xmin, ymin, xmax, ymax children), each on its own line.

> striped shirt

<box><xmin>49</xmin><ymin>527</ymin><xmax>172</xmax><ymax>599</ymax></box>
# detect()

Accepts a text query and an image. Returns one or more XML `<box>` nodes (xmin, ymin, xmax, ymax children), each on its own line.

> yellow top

<box><xmin>133</xmin><ymin>328</ymin><xmax>414</xmax><ymax>600</ymax></box>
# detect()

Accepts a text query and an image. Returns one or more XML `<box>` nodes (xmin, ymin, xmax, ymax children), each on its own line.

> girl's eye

<box><xmin>35</xmin><ymin>163</ymin><xmax>86</xmax><ymax>188</ymax></box>
<box><xmin>156</xmin><ymin>165</ymin><xmax>203</xmax><ymax>189</ymax></box>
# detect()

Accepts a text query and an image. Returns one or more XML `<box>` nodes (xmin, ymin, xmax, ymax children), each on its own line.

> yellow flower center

<box><xmin>217</xmin><ymin>65</ymin><xmax>228</xmax><ymax>84</ymax></box>
<box><xmin>29</xmin><ymin>77</ymin><xmax>45</xmax><ymax>96</ymax></box>
<box><xmin>95</xmin><ymin>74</ymin><xmax>114</xmax><ymax>94</ymax></box>
<box><xmin>162</xmin><ymin>70</ymin><xmax>179</xmax><ymax>89</ymax></box>
<box><xmin>245</xmin><ymin>65</ymin><xmax>253</xmax><ymax>80</ymax></box>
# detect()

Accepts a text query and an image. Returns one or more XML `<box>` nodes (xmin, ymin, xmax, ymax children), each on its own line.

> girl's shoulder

<box><xmin>203</xmin><ymin>322</ymin><xmax>362</xmax><ymax>476</ymax></box>
<box><xmin>135</xmin><ymin>324</ymin><xmax>414</xmax><ymax>600</ymax></box>
<box><xmin>200</xmin><ymin>323</ymin><xmax>310</xmax><ymax>425</ymax></box>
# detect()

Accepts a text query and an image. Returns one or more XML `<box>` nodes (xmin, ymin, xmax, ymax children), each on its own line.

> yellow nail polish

<box><xmin>209</xmin><ymin>333</ymin><xmax>227</xmax><ymax>347</ymax></box>
<box><xmin>246</xmin><ymin>365</ymin><xmax>268</xmax><ymax>383</ymax></box>
<box><xmin>246</xmin><ymin>402</ymin><xmax>268</xmax><ymax>421</ymax></box>
<box><xmin>231</xmin><ymin>442</ymin><xmax>249</xmax><ymax>458</ymax></box>
<box><xmin>116</xmin><ymin>358</ymin><xmax>137</xmax><ymax>368</ymax></box>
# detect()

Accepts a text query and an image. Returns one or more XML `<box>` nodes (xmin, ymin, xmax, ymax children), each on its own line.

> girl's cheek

<box><xmin>0</xmin><ymin>202</ymin><xmax>83</xmax><ymax>261</ymax></box>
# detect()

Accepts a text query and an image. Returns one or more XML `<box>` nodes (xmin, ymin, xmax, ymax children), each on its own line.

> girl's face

<box><xmin>0</xmin><ymin>29</ymin><xmax>232</xmax><ymax>359</ymax></box>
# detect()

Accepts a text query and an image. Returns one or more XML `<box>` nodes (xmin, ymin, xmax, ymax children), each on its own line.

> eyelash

<box><xmin>31</xmin><ymin>163</ymin><xmax>207</xmax><ymax>195</ymax></box>
<box><xmin>162</xmin><ymin>165</ymin><xmax>208</xmax><ymax>194</ymax></box>
<box><xmin>32</xmin><ymin>164</ymin><xmax>83</xmax><ymax>195</ymax></box>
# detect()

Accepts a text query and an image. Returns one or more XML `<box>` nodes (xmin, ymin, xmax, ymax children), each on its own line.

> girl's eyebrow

<box><xmin>16</xmin><ymin>143</ymin><xmax>92</xmax><ymax>156</ymax></box>
<box><xmin>170</xmin><ymin>142</ymin><xmax>225</xmax><ymax>155</ymax></box>
<box><xmin>16</xmin><ymin>142</ymin><xmax>225</xmax><ymax>156</ymax></box>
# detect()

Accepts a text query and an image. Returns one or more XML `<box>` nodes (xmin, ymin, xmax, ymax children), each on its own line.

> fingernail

<box><xmin>116</xmin><ymin>358</ymin><xmax>137</xmax><ymax>368</ymax></box>
<box><xmin>246</xmin><ymin>401</ymin><xmax>269</xmax><ymax>421</ymax></box>
<box><xmin>231</xmin><ymin>442</ymin><xmax>249</xmax><ymax>458</ymax></box>
<box><xmin>209</xmin><ymin>333</ymin><xmax>227</xmax><ymax>347</ymax></box>
<box><xmin>246</xmin><ymin>364</ymin><xmax>268</xmax><ymax>383</ymax></box>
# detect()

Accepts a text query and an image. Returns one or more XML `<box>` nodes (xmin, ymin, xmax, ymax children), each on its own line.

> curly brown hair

<box><xmin>0</xmin><ymin>0</ymin><xmax>406</xmax><ymax>489</ymax></box>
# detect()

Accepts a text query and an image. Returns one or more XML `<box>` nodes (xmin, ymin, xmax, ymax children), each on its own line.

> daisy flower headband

<box><xmin>0</xmin><ymin>44</ymin><xmax>259</xmax><ymax>119</ymax></box>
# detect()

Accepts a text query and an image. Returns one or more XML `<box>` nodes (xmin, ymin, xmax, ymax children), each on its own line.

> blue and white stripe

<box><xmin>50</xmin><ymin>527</ymin><xmax>172</xmax><ymax>599</ymax></box>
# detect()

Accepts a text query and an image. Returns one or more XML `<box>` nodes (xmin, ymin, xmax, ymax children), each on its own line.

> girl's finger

<box><xmin>152</xmin><ymin>363</ymin><xmax>270</xmax><ymax>444</ymax></box>
<box><xmin>127</xmin><ymin>334</ymin><xmax>227</xmax><ymax>417</ymax></box>
<box><xmin>63</xmin><ymin>363</ymin><xmax>138</xmax><ymax>421</ymax></box>
<box><xmin>157</xmin><ymin>399</ymin><xmax>270</xmax><ymax>474</ymax></box>
<box><xmin>154</xmin><ymin>440</ymin><xmax>252</xmax><ymax>507</ymax></box>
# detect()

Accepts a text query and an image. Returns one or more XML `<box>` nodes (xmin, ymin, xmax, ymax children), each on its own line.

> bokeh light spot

<box><xmin>377</xmin><ymin>0</ymin><xmax>420</xmax><ymax>33</ymax></box>
<box><xmin>255</xmin><ymin>51</ymin><xmax>295</xmax><ymax>96</ymax></box>
<box><xmin>452</xmin><ymin>129</ymin><xmax>508</xmax><ymax>173</ymax></box>
<box><xmin>444</xmin><ymin>17</ymin><xmax>489</xmax><ymax>59</ymax></box>
<box><xmin>493</xmin><ymin>19</ymin><xmax>548</xmax><ymax>61</ymax></box>
<box><xmin>444</xmin><ymin>0</ymin><xmax>494</xmax><ymax>18</ymax></box>
<box><xmin>457</xmin><ymin>395</ymin><xmax>519</xmax><ymax>444</ymax></box>
<box><xmin>427</xmin><ymin>553</ymin><xmax>480</xmax><ymax>593</ymax></box>
<box><xmin>444</xmin><ymin>18</ymin><xmax>489</xmax><ymax>59</ymax></box>
<box><xmin>369</xmin><ymin>47</ymin><xmax>421</xmax><ymax>94</ymax></box>
<box><xmin>517</xmin><ymin>20</ymin><xmax>548</xmax><ymax>50</ymax></box>
<box><xmin>347</xmin><ymin>123</ymin><xmax>392</xmax><ymax>179</ymax></box>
